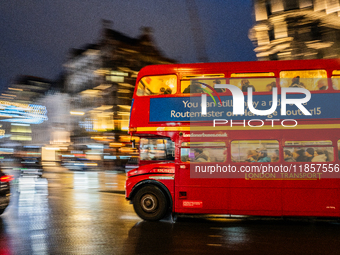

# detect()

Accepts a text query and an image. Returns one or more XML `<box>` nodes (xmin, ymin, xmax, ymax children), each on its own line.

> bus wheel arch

<box><xmin>130</xmin><ymin>180</ymin><xmax>172</xmax><ymax>221</ymax></box>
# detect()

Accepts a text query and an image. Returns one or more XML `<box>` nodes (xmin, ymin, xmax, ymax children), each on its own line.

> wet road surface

<box><xmin>1</xmin><ymin>167</ymin><xmax>340</xmax><ymax>254</ymax></box>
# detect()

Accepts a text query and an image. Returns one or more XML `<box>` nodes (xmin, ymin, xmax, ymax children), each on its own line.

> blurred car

<box><xmin>62</xmin><ymin>158</ymin><xmax>99</xmax><ymax>171</ymax></box>
<box><xmin>0</xmin><ymin>169</ymin><xmax>13</xmax><ymax>215</ymax></box>
<box><xmin>19</xmin><ymin>157</ymin><xmax>43</xmax><ymax>177</ymax></box>
<box><xmin>125</xmin><ymin>156</ymin><xmax>139</xmax><ymax>172</ymax></box>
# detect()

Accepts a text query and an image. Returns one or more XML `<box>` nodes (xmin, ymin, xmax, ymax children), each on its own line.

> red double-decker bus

<box><xmin>125</xmin><ymin>59</ymin><xmax>340</xmax><ymax>221</ymax></box>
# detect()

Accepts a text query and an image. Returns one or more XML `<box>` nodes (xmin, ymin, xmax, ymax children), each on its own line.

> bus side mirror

<box><xmin>131</xmin><ymin>139</ymin><xmax>136</xmax><ymax>148</ymax></box>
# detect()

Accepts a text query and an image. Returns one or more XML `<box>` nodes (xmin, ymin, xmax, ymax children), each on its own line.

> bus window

<box><xmin>181</xmin><ymin>142</ymin><xmax>226</xmax><ymax>162</ymax></box>
<box><xmin>181</xmin><ymin>76</ymin><xmax>226</xmax><ymax>93</ymax></box>
<box><xmin>284</xmin><ymin>140</ymin><xmax>334</xmax><ymax>162</ymax></box>
<box><xmin>331</xmin><ymin>71</ymin><xmax>340</xmax><ymax>90</ymax></box>
<box><xmin>231</xmin><ymin>140</ymin><xmax>279</xmax><ymax>162</ymax></box>
<box><xmin>140</xmin><ymin>138</ymin><xmax>175</xmax><ymax>160</ymax></box>
<box><xmin>280</xmin><ymin>70</ymin><xmax>327</xmax><ymax>91</ymax></box>
<box><xmin>137</xmin><ymin>75</ymin><xmax>177</xmax><ymax>96</ymax></box>
<box><xmin>229</xmin><ymin>78</ymin><xmax>276</xmax><ymax>92</ymax></box>
<box><xmin>331</xmin><ymin>76</ymin><xmax>340</xmax><ymax>90</ymax></box>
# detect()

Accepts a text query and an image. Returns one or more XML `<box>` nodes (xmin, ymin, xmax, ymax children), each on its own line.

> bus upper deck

<box><xmin>129</xmin><ymin>58</ymin><xmax>340</xmax><ymax>136</ymax></box>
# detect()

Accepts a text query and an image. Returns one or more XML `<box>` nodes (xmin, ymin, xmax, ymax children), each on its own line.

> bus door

<box><xmin>228</xmin><ymin>139</ymin><xmax>283</xmax><ymax>216</ymax></box>
<box><xmin>175</xmin><ymin>139</ymin><xmax>229</xmax><ymax>214</ymax></box>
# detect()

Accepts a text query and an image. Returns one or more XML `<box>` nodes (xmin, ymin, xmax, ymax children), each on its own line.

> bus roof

<box><xmin>137</xmin><ymin>58</ymin><xmax>340</xmax><ymax>78</ymax></box>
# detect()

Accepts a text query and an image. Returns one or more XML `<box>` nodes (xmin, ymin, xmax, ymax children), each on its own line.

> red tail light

<box><xmin>0</xmin><ymin>175</ymin><xmax>14</xmax><ymax>182</ymax></box>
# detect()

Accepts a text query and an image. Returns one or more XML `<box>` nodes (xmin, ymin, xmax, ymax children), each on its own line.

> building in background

<box><xmin>249</xmin><ymin>0</ymin><xmax>340</xmax><ymax>60</ymax></box>
<box><xmin>64</xmin><ymin>21</ymin><xmax>176</xmax><ymax>169</ymax></box>
<box><xmin>1</xmin><ymin>75</ymin><xmax>51</xmax><ymax>103</ymax></box>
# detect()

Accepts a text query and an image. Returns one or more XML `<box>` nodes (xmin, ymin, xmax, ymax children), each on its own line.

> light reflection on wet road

<box><xmin>1</xmin><ymin>167</ymin><xmax>340</xmax><ymax>254</ymax></box>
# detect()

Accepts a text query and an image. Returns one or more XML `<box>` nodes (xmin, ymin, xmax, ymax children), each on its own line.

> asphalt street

<box><xmin>1</xmin><ymin>167</ymin><xmax>340</xmax><ymax>255</ymax></box>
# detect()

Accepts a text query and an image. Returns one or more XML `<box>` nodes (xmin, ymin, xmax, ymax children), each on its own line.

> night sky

<box><xmin>0</xmin><ymin>0</ymin><xmax>256</xmax><ymax>91</ymax></box>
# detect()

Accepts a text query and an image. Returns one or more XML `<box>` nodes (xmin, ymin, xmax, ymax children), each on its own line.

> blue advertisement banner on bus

<box><xmin>149</xmin><ymin>93</ymin><xmax>339</xmax><ymax>122</ymax></box>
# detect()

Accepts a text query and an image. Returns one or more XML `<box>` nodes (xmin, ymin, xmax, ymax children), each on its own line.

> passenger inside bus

<box><xmin>193</xmin><ymin>148</ymin><xmax>209</xmax><ymax>162</ymax></box>
<box><xmin>266</xmin><ymin>82</ymin><xmax>276</xmax><ymax>91</ymax></box>
<box><xmin>182</xmin><ymin>80</ymin><xmax>203</xmax><ymax>93</ymax></box>
<box><xmin>290</xmin><ymin>76</ymin><xmax>305</xmax><ymax>88</ymax></box>
<box><xmin>317</xmin><ymin>79</ymin><xmax>328</xmax><ymax>90</ymax></box>
<box><xmin>284</xmin><ymin>150</ymin><xmax>296</xmax><ymax>162</ymax></box>
<box><xmin>159</xmin><ymin>87</ymin><xmax>172</xmax><ymax>94</ymax></box>
<box><xmin>312</xmin><ymin>149</ymin><xmax>327</xmax><ymax>162</ymax></box>
<box><xmin>332</xmin><ymin>77</ymin><xmax>340</xmax><ymax>90</ymax></box>
<box><xmin>305</xmin><ymin>148</ymin><xmax>314</xmax><ymax>162</ymax></box>
<box><xmin>241</xmin><ymin>79</ymin><xmax>256</xmax><ymax>92</ymax></box>
<box><xmin>257</xmin><ymin>150</ymin><xmax>271</xmax><ymax>162</ymax></box>
<box><xmin>245</xmin><ymin>150</ymin><xmax>257</xmax><ymax>162</ymax></box>
<box><xmin>213</xmin><ymin>79</ymin><xmax>225</xmax><ymax>93</ymax></box>
<box><xmin>293</xmin><ymin>149</ymin><xmax>307</xmax><ymax>162</ymax></box>
<box><xmin>271</xmin><ymin>149</ymin><xmax>279</xmax><ymax>162</ymax></box>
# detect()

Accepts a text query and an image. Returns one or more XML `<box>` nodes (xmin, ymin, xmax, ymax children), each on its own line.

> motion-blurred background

<box><xmin>1</xmin><ymin>0</ymin><xmax>340</xmax><ymax>171</ymax></box>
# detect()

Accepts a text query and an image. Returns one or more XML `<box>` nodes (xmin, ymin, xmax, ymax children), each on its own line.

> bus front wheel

<box><xmin>133</xmin><ymin>185</ymin><xmax>168</xmax><ymax>221</ymax></box>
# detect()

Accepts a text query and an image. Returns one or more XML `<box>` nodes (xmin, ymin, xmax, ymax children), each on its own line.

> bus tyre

<box><xmin>133</xmin><ymin>185</ymin><xmax>168</xmax><ymax>221</ymax></box>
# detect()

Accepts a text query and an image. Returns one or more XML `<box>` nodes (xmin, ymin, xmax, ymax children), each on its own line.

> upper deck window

<box><xmin>331</xmin><ymin>70</ymin><xmax>340</xmax><ymax>90</ymax></box>
<box><xmin>229</xmin><ymin>77</ymin><xmax>276</xmax><ymax>93</ymax></box>
<box><xmin>280</xmin><ymin>70</ymin><xmax>327</xmax><ymax>91</ymax></box>
<box><xmin>137</xmin><ymin>75</ymin><xmax>177</xmax><ymax>96</ymax></box>
<box><xmin>181</xmin><ymin>74</ymin><xmax>225</xmax><ymax>93</ymax></box>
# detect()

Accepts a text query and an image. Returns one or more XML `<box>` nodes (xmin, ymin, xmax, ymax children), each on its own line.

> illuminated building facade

<box><xmin>64</xmin><ymin>22</ymin><xmax>176</xmax><ymax>166</ymax></box>
<box><xmin>249</xmin><ymin>0</ymin><xmax>340</xmax><ymax>60</ymax></box>
<box><xmin>0</xmin><ymin>76</ymin><xmax>51</xmax><ymax>145</ymax></box>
